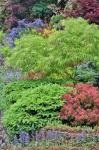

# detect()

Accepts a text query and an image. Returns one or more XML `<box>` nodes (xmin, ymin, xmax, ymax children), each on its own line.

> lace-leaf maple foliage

<box><xmin>60</xmin><ymin>83</ymin><xmax>99</xmax><ymax>126</ymax></box>
<box><xmin>63</xmin><ymin>0</ymin><xmax>99</xmax><ymax>24</ymax></box>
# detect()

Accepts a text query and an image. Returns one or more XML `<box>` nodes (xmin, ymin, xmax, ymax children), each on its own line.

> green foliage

<box><xmin>48</xmin><ymin>18</ymin><xmax>99</xmax><ymax>67</ymax></box>
<box><xmin>0</xmin><ymin>69</ymin><xmax>6</xmax><ymax>111</ymax></box>
<box><xmin>0</xmin><ymin>66</ymin><xmax>6</xmax><ymax>87</ymax></box>
<box><xmin>50</xmin><ymin>15</ymin><xmax>65</xmax><ymax>30</ymax></box>
<box><xmin>0</xmin><ymin>31</ymin><xmax>3</xmax><ymax>47</ymax></box>
<box><xmin>50</xmin><ymin>14</ymin><xmax>64</xmax><ymax>25</ymax></box>
<box><xmin>47</xmin><ymin>18</ymin><xmax>99</xmax><ymax>78</ymax></box>
<box><xmin>3</xmin><ymin>78</ymin><xmax>74</xmax><ymax>108</ymax></box>
<box><xmin>75</xmin><ymin>61</ymin><xmax>99</xmax><ymax>85</ymax></box>
<box><xmin>0</xmin><ymin>31</ymin><xmax>3</xmax><ymax>41</ymax></box>
<box><xmin>3</xmin><ymin>83</ymin><xmax>72</xmax><ymax>135</ymax></box>
<box><xmin>31</xmin><ymin>0</ymin><xmax>57</xmax><ymax>18</ymax></box>
<box><xmin>3</xmin><ymin>79</ymin><xmax>50</xmax><ymax>107</ymax></box>
<box><xmin>4</xmin><ymin>33</ymin><xmax>48</xmax><ymax>72</ymax></box>
<box><xmin>3</xmin><ymin>18</ymin><xmax>99</xmax><ymax>79</ymax></box>
<box><xmin>32</xmin><ymin>1</ymin><xmax>52</xmax><ymax>18</ymax></box>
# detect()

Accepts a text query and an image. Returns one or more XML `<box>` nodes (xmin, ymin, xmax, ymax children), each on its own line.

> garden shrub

<box><xmin>50</xmin><ymin>14</ymin><xmax>65</xmax><ymax>25</ymax></box>
<box><xmin>77</xmin><ymin>0</ymin><xmax>99</xmax><ymax>24</ymax></box>
<box><xmin>47</xmin><ymin>18</ymin><xmax>99</xmax><ymax>74</ymax></box>
<box><xmin>2</xmin><ymin>79</ymin><xmax>49</xmax><ymax>108</ymax></box>
<box><xmin>60</xmin><ymin>83</ymin><xmax>99</xmax><ymax>126</ymax></box>
<box><xmin>75</xmin><ymin>61</ymin><xmax>99</xmax><ymax>86</ymax></box>
<box><xmin>63</xmin><ymin>0</ymin><xmax>99</xmax><ymax>24</ymax></box>
<box><xmin>50</xmin><ymin>14</ymin><xmax>65</xmax><ymax>30</ymax></box>
<box><xmin>3</xmin><ymin>78</ymin><xmax>74</xmax><ymax>108</ymax></box>
<box><xmin>3</xmin><ymin>84</ymin><xmax>72</xmax><ymax>135</ymax></box>
<box><xmin>4</xmin><ymin>33</ymin><xmax>48</xmax><ymax>72</ymax></box>
<box><xmin>3</xmin><ymin>18</ymin><xmax>99</xmax><ymax>79</ymax></box>
<box><xmin>31</xmin><ymin>1</ymin><xmax>52</xmax><ymax>18</ymax></box>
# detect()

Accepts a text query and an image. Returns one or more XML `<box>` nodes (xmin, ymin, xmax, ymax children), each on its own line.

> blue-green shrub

<box><xmin>75</xmin><ymin>61</ymin><xmax>99</xmax><ymax>86</ymax></box>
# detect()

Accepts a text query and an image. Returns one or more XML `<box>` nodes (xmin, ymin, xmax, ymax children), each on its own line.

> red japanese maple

<box><xmin>64</xmin><ymin>0</ymin><xmax>99</xmax><ymax>24</ymax></box>
<box><xmin>60</xmin><ymin>83</ymin><xmax>99</xmax><ymax>126</ymax></box>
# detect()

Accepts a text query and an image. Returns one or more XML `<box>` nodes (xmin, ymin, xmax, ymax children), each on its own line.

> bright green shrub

<box><xmin>4</xmin><ymin>18</ymin><xmax>99</xmax><ymax>79</ymax></box>
<box><xmin>3</xmin><ymin>78</ymin><xmax>74</xmax><ymax>108</ymax></box>
<box><xmin>47</xmin><ymin>18</ymin><xmax>99</xmax><ymax>68</ymax></box>
<box><xmin>3</xmin><ymin>79</ymin><xmax>49</xmax><ymax>109</ymax></box>
<box><xmin>44</xmin><ymin>18</ymin><xmax>99</xmax><ymax>78</ymax></box>
<box><xmin>3</xmin><ymin>79</ymin><xmax>50</xmax><ymax>106</ymax></box>
<box><xmin>3</xmin><ymin>84</ymin><xmax>72</xmax><ymax>135</ymax></box>
<box><xmin>5</xmin><ymin>33</ymin><xmax>48</xmax><ymax>72</ymax></box>
<box><xmin>4</xmin><ymin>78</ymin><xmax>73</xmax><ymax>96</ymax></box>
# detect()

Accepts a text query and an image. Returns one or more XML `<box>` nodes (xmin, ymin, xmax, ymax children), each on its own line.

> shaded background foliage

<box><xmin>1</xmin><ymin>0</ymin><xmax>99</xmax><ymax>30</ymax></box>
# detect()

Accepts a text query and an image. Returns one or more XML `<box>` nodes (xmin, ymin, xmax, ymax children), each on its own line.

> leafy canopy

<box><xmin>3</xmin><ymin>18</ymin><xmax>99</xmax><ymax>79</ymax></box>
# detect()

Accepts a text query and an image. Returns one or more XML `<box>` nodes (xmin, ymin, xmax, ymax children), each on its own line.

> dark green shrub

<box><xmin>32</xmin><ymin>1</ymin><xmax>52</xmax><ymax>18</ymax></box>
<box><xmin>75</xmin><ymin>61</ymin><xmax>99</xmax><ymax>86</ymax></box>
<box><xmin>3</xmin><ymin>84</ymin><xmax>72</xmax><ymax>135</ymax></box>
<box><xmin>31</xmin><ymin>0</ymin><xmax>57</xmax><ymax>18</ymax></box>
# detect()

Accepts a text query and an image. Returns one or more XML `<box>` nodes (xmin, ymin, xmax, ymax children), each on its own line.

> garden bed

<box><xmin>0</xmin><ymin>0</ymin><xmax>99</xmax><ymax>149</ymax></box>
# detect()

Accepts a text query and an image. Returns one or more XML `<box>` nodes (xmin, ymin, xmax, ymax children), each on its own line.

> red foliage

<box><xmin>5</xmin><ymin>1</ymin><xmax>25</xmax><ymax>15</ymax></box>
<box><xmin>60</xmin><ymin>83</ymin><xmax>99</xmax><ymax>126</ymax></box>
<box><xmin>64</xmin><ymin>0</ymin><xmax>99</xmax><ymax>24</ymax></box>
<box><xmin>78</xmin><ymin>0</ymin><xmax>99</xmax><ymax>24</ymax></box>
<box><xmin>4</xmin><ymin>16</ymin><xmax>18</xmax><ymax>28</ymax></box>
